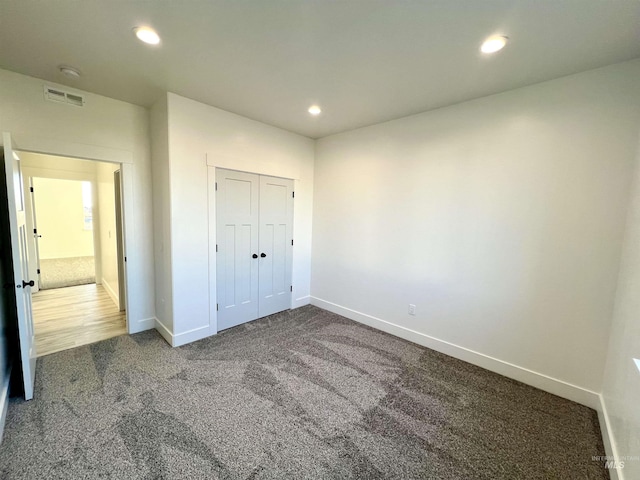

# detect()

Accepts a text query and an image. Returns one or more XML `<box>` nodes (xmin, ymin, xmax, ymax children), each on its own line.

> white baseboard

<box><xmin>154</xmin><ymin>318</ymin><xmax>212</xmax><ymax>347</ymax></box>
<box><xmin>310</xmin><ymin>296</ymin><xmax>600</xmax><ymax>409</ymax></box>
<box><xmin>598</xmin><ymin>394</ymin><xmax>624</xmax><ymax>480</ymax></box>
<box><xmin>0</xmin><ymin>367</ymin><xmax>11</xmax><ymax>444</ymax></box>
<box><xmin>128</xmin><ymin>317</ymin><xmax>155</xmax><ymax>334</ymax></box>
<box><xmin>154</xmin><ymin>318</ymin><xmax>174</xmax><ymax>346</ymax></box>
<box><xmin>101</xmin><ymin>278</ymin><xmax>119</xmax><ymax>308</ymax></box>
<box><xmin>292</xmin><ymin>295</ymin><xmax>311</xmax><ymax>309</ymax></box>
<box><xmin>173</xmin><ymin>325</ymin><xmax>211</xmax><ymax>347</ymax></box>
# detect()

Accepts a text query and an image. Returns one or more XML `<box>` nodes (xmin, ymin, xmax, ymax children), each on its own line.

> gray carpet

<box><xmin>0</xmin><ymin>306</ymin><xmax>608</xmax><ymax>479</ymax></box>
<box><xmin>39</xmin><ymin>256</ymin><xmax>96</xmax><ymax>290</ymax></box>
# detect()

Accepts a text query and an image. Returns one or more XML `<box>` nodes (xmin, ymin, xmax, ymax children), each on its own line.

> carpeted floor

<box><xmin>39</xmin><ymin>256</ymin><xmax>96</xmax><ymax>290</ymax></box>
<box><xmin>0</xmin><ymin>306</ymin><xmax>608</xmax><ymax>479</ymax></box>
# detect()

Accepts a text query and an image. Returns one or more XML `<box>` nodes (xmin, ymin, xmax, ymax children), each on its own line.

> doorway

<box><xmin>21</xmin><ymin>152</ymin><xmax>127</xmax><ymax>356</ymax></box>
<box><xmin>31</xmin><ymin>177</ymin><xmax>97</xmax><ymax>290</ymax></box>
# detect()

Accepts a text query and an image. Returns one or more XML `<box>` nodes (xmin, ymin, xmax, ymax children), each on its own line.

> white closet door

<box><xmin>258</xmin><ymin>175</ymin><xmax>293</xmax><ymax>318</ymax></box>
<box><xmin>216</xmin><ymin>170</ymin><xmax>260</xmax><ymax>330</ymax></box>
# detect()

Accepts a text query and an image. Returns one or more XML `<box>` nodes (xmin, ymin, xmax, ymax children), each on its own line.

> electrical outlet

<box><xmin>408</xmin><ymin>304</ymin><xmax>416</xmax><ymax>316</ymax></box>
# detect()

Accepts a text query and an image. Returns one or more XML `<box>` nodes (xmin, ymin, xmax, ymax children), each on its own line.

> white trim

<box><xmin>173</xmin><ymin>325</ymin><xmax>211</xmax><ymax>347</ymax></box>
<box><xmin>101</xmin><ymin>278</ymin><xmax>119</xmax><ymax>308</ymax></box>
<box><xmin>0</xmin><ymin>368</ymin><xmax>11</xmax><ymax>444</ymax></box>
<box><xmin>154</xmin><ymin>318</ymin><xmax>211</xmax><ymax>347</ymax></box>
<box><xmin>22</xmin><ymin>167</ymin><xmax>97</xmax><ymax>183</ymax></box>
<box><xmin>120</xmin><ymin>163</ymin><xmax>134</xmax><ymax>336</ymax></box>
<box><xmin>598</xmin><ymin>394</ymin><xmax>624</xmax><ymax>480</ymax></box>
<box><xmin>11</xmin><ymin>135</ymin><xmax>133</xmax><ymax>164</ymax></box>
<box><xmin>154</xmin><ymin>318</ymin><xmax>174</xmax><ymax>346</ymax></box>
<box><xmin>129</xmin><ymin>317</ymin><xmax>155</xmax><ymax>334</ymax></box>
<box><xmin>310</xmin><ymin>296</ymin><xmax>600</xmax><ymax>409</ymax></box>
<box><xmin>293</xmin><ymin>295</ymin><xmax>310</xmax><ymax>308</ymax></box>
<box><xmin>207</xmin><ymin>166</ymin><xmax>218</xmax><ymax>337</ymax></box>
<box><xmin>205</xmin><ymin>156</ymin><xmax>301</xmax><ymax>181</ymax></box>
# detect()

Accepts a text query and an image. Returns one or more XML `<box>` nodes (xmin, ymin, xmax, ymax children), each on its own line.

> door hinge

<box><xmin>291</xmin><ymin>239</ymin><xmax>293</xmax><ymax>246</ymax></box>
<box><xmin>33</xmin><ymin>228</ymin><xmax>37</xmax><ymax>234</ymax></box>
<box><xmin>290</xmin><ymin>285</ymin><xmax>293</xmax><ymax>292</ymax></box>
<box><xmin>124</xmin><ymin>256</ymin><xmax>127</xmax><ymax>262</ymax></box>
<box><xmin>37</xmin><ymin>269</ymin><xmax>40</xmax><ymax>274</ymax></box>
<box><xmin>216</xmin><ymin>244</ymin><xmax>218</xmax><ymax>252</ymax></box>
<box><xmin>30</xmin><ymin>187</ymin><xmax>34</xmax><ymax>193</ymax></box>
<box><xmin>292</xmin><ymin>191</ymin><xmax>295</xmax><ymax>198</ymax></box>
<box><xmin>215</xmin><ymin>182</ymin><xmax>218</xmax><ymax>191</ymax></box>
<box><xmin>216</xmin><ymin>303</ymin><xmax>219</xmax><ymax>311</ymax></box>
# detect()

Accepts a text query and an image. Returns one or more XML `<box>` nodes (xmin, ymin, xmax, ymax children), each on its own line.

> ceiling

<box><xmin>0</xmin><ymin>1</ymin><xmax>639</xmax><ymax>139</ymax></box>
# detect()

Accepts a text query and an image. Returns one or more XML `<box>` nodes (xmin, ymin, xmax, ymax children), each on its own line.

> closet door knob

<box><xmin>260</xmin><ymin>253</ymin><xmax>267</xmax><ymax>258</ymax></box>
<box><xmin>252</xmin><ymin>254</ymin><xmax>258</xmax><ymax>259</ymax></box>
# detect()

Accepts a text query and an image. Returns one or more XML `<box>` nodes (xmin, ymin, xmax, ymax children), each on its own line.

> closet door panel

<box><xmin>216</xmin><ymin>170</ymin><xmax>259</xmax><ymax>330</ymax></box>
<box><xmin>258</xmin><ymin>175</ymin><xmax>293</xmax><ymax>318</ymax></box>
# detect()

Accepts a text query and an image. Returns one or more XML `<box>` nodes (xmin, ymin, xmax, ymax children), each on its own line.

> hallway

<box><xmin>33</xmin><ymin>284</ymin><xmax>126</xmax><ymax>357</ymax></box>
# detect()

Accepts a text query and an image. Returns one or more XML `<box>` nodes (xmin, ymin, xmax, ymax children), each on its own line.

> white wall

<box><xmin>600</xmin><ymin>130</ymin><xmax>640</xmax><ymax>480</ymax></box>
<box><xmin>153</xmin><ymin>92</ymin><xmax>315</xmax><ymax>346</ymax></box>
<box><xmin>0</xmin><ymin>68</ymin><xmax>155</xmax><ymax>333</ymax></box>
<box><xmin>96</xmin><ymin>162</ymin><xmax>120</xmax><ymax>307</ymax></box>
<box><xmin>312</xmin><ymin>59</ymin><xmax>640</xmax><ymax>405</ymax></box>
<box><xmin>31</xmin><ymin>177</ymin><xmax>94</xmax><ymax>259</ymax></box>
<box><xmin>150</xmin><ymin>95</ymin><xmax>173</xmax><ymax>330</ymax></box>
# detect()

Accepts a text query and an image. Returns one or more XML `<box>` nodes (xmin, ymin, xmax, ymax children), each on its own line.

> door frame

<box><xmin>114</xmin><ymin>169</ymin><xmax>126</xmax><ymax>311</ymax></box>
<box><xmin>23</xmin><ymin>169</ymin><xmax>101</xmax><ymax>294</ymax></box>
<box><xmin>0</xmin><ymin>134</ymin><xmax>135</xmax><ymax>334</ymax></box>
<box><xmin>27</xmin><ymin>177</ymin><xmax>43</xmax><ymax>291</ymax></box>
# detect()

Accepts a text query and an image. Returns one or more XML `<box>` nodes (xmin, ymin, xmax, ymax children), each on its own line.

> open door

<box><xmin>2</xmin><ymin>132</ymin><xmax>37</xmax><ymax>400</ymax></box>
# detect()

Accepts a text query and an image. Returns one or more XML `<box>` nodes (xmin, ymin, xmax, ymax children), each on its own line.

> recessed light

<box><xmin>480</xmin><ymin>35</ymin><xmax>508</xmax><ymax>54</ymax></box>
<box><xmin>133</xmin><ymin>26</ymin><xmax>160</xmax><ymax>45</ymax></box>
<box><xmin>308</xmin><ymin>105</ymin><xmax>322</xmax><ymax>116</ymax></box>
<box><xmin>59</xmin><ymin>66</ymin><xmax>81</xmax><ymax>79</ymax></box>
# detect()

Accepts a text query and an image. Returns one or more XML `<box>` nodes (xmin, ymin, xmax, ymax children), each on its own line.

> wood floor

<box><xmin>32</xmin><ymin>284</ymin><xmax>127</xmax><ymax>357</ymax></box>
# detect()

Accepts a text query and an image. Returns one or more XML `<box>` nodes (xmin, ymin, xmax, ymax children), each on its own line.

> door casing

<box><xmin>1</xmin><ymin>133</ymin><xmax>135</xmax><ymax>337</ymax></box>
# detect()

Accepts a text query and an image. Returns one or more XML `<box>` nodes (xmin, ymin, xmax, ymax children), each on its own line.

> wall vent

<box><xmin>44</xmin><ymin>86</ymin><xmax>85</xmax><ymax>107</ymax></box>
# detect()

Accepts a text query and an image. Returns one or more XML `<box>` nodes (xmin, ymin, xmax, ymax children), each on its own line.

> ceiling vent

<box><xmin>44</xmin><ymin>86</ymin><xmax>85</xmax><ymax>107</ymax></box>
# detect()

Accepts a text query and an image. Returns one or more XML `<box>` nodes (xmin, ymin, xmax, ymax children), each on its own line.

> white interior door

<box><xmin>3</xmin><ymin>132</ymin><xmax>37</xmax><ymax>400</ymax></box>
<box><xmin>215</xmin><ymin>169</ymin><xmax>294</xmax><ymax>331</ymax></box>
<box><xmin>216</xmin><ymin>170</ymin><xmax>260</xmax><ymax>330</ymax></box>
<box><xmin>258</xmin><ymin>175</ymin><xmax>293</xmax><ymax>317</ymax></box>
